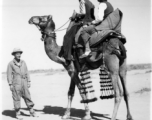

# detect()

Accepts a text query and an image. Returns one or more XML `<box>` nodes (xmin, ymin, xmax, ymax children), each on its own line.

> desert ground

<box><xmin>2</xmin><ymin>65</ymin><xmax>151</xmax><ymax>120</ymax></box>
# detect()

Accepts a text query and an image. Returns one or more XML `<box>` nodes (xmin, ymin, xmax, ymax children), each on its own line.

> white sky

<box><xmin>1</xmin><ymin>0</ymin><xmax>151</xmax><ymax>71</ymax></box>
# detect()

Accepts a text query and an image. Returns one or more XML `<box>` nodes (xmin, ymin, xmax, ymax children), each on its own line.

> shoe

<box><xmin>79</xmin><ymin>54</ymin><xmax>88</xmax><ymax>59</ymax></box>
<box><xmin>16</xmin><ymin>114</ymin><xmax>23</xmax><ymax>120</ymax></box>
<box><xmin>79</xmin><ymin>51</ymin><xmax>91</xmax><ymax>59</ymax></box>
<box><xmin>16</xmin><ymin>110</ymin><xmax>23</xmax><ymax>120</ymax></box>
<box><xmin>30</xmin><ymin>109</ymin><xmax>38</xmax><ymax>117</ymax></box>
<box><xmin>56</xmin><ymin>56</ymin><xmax>66</xmax><ymax>63</ymax></box>
<box><xmin>30</xmin><ymin>111</ymin><xmax>38</xmax><ymax>117</ymax></box>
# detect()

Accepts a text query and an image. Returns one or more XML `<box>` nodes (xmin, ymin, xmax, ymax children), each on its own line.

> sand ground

<box><xmin>2</xmin><ymin>68</ymin><xmax>151</xmax><ymax>120</ymax></box>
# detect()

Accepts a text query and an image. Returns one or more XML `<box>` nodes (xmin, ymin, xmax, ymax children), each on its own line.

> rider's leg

<box><xmin>79</xmin><ymin>25</ymin><xmax>96</xmax><ymax>58</ymax></box>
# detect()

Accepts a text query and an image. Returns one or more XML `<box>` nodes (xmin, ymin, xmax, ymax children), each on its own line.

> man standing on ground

<box><xmin>7</xmin><ymin>48</ymin><xmax>37</xmax><ymax>119</ymax></box>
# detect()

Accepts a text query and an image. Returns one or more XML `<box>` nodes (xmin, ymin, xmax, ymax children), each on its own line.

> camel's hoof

<box><xmin>127</xmin><ymin>116</ymin><xmax>134</xmax><ymax>120</ymax></box>
<box><xmin>127</xmin><ymin>118</ymin><xmax>134</xmax><ymax>120</ymax></box>
<box><xmin>81</xmin><ymin>115</ymin><xmax>92</xmax><ymax>120</ymax></box>
<box><xmin>62</xmin><ymin>111</ymin><xmax>71</xmax><ymax>119</ymax></box>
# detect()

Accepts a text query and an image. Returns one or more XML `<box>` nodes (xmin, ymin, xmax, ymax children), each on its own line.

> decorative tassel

<box><xmin>99</xmin><ymin>65</ymin><xmax>114</xmax><ymax>99</ymax></box>
<box><xmin>80</xmin><ymin>70</ymin><xmax>97</xmax><ymax>103</ymax></box>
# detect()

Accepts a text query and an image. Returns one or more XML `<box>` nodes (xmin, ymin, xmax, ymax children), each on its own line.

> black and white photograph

<box><xmin>1</xmin><ymin>0</ymin><xmax>151</xmax><ymax>120</ymax></box>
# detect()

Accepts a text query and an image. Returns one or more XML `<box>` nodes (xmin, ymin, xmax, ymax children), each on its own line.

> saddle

<box><xmin>72</xmin><ymin>9</ymin><xmax>127</xmax><ymax>71</ymax></box>
<box><xmin>74</xmin><ymin>31</ymin><xmax>126</xmax><ymax>72</ymax></box>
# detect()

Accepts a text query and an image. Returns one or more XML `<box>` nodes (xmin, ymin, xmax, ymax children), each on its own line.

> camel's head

<box><xmin>29</xmin><ymin>15</ymin><xmax>55</xmax><ymax>35</ymax></box>
<box><xmin>29</xmin><ymin>15</ymin><xmax>56</xmax><ymax>41</ymax></box>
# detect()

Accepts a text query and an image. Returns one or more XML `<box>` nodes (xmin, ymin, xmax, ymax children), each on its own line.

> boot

<box><xmin>29</xmin><ymin>108</ymin><xmax>38</xmax><ymax>117</ymax></box>
<box><xmin>79</xmin><ymin>42</ymin><xmax>91</xmax><ymax>59</ymax></box>
<box><xmin>16</xmin><ymin>110</ymin><xmax>23</xmax><ymax>120</ymax></box>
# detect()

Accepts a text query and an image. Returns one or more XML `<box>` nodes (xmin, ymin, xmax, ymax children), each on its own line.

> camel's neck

<box><xmin>44</xmin><ymin>36</ymin><xmax>63</xmax><ymax>64</ymax></box>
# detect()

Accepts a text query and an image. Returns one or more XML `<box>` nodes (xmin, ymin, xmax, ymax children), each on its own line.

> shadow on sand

<box><xmin>22</xmin><ymin>106</ymin><xmax>112</xmax><ymax>120</ymax></box>
<box><xmin>2</xmin><ymin>106</ymin><xmax>114</xmax><ymax>120</ymax></box>
<box><xmin>2</xmin><ymin>110</ymin><xmax>30</xmax><ymax>118</ymax></box>
<box><xmin>2</xmin><ymin>110</ymin><xmax>16</xmax><ymax>118</ymax></box>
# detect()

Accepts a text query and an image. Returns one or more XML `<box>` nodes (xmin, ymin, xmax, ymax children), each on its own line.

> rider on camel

<box><xmin>61</xmin><ymin>0</ymin><xmax>95</xmax><ymax>65</ymax></box>
<box><xmin>79</xmin><ymin>0</ymin><xmax>114</xmax><ymax>58</ymax></box>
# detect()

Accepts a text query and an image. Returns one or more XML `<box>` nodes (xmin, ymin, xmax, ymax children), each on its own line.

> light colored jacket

<box><xmin>95</xmin><ymin>8</ymin><xmax>123</xmax><ymax>33</ymax></box>
<box><xmin>7</xmin><ymin>59</ymin><xmax>30</xmax><ymax>85</ymax></box>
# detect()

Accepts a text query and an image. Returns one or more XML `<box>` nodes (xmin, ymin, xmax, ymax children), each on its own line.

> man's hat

<box><xmin>12</xmin><ymin>48</ymin><xmax>23</xmax><ymax>55</ymax></box>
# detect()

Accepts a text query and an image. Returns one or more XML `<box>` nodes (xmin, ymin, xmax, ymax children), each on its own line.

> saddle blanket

<box><xmin>89</xmin><ymin>30</ymin><xmax>126</xmax><ymax>47</ymax></box>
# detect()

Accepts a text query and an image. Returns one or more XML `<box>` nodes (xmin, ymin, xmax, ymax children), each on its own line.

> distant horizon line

<box><xmin>2</xmin><ymin>63</ymin><xmax>152</xmax><ymax>74</ymax></box>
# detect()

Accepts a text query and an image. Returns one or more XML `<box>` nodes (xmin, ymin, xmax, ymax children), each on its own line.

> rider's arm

<box><xmin>92</xmin><ymin>3</ymin><xmax>107</xmax><ymax>25</ymax></box>
<box><xmin>74</xmin><ymin>0</ymin><xmax>86</xmax><ymax>21</ymax></box>
<box><xmin>79</xmin><ymin>0</ymin><xmax>86</xmax><ymax>14</ymax></box>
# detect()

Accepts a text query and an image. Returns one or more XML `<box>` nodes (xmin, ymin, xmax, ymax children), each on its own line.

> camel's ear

<box><xmin>48</xmin><ymin>15</ymin><xmax>52</xmax><ymax>20</ymax></box>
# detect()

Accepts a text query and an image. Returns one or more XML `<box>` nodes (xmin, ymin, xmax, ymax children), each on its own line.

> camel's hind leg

<box><xmin>105</xmin><ymin>55</ymin><xmax>122</xmax><ymax>120</ymax></box>
<box><xmin>119</xmin><ymin>59</ymin><xmax>133</xmax><ymax>120</ymax></box>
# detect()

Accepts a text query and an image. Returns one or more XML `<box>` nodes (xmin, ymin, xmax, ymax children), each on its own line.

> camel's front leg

<box><xmin>62</xmin><ymin>79</ymin><xmax>75</xmax><ymax>119</ymax></box>
<box><xmin>67</xmin><ymin>78</ymin><xmax>75</xmax><ymax>110</ymax></box>
<box><xmin>62</xmin><ymin>78</ymin><xmax>75</xmax><ymax>119</ymax></box>
<box><xmin>63</xmin><ymin>62</ymin><xmax>91</xmax><ymax>120</ymax></box>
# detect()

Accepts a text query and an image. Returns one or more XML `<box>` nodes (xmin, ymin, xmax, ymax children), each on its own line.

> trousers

<box><xmin>80</xmin><ymin>25</ymin><xmax>96</xmax><ymax>44</ymax></box>
<box><xmin>12</xmin><ymin>78</ymin><xmax>34</xmax><ymax>110</ymax></box>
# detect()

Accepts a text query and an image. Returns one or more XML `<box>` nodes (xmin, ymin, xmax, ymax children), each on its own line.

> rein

<box><xmin>54</xmin><ymin>19</ymin><xmax>70</xmax><ymax>32</ymax></box>
<box><xmin>36</xmin><ymin>19</ymin><xmax>70</xmax><ymax>40</ymax></box>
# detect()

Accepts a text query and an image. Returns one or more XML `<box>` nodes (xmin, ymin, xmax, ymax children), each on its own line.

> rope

<box><xmin>55</xmin><ymin>28</ymin><xmax>67</xmax><ymax>32</ymax></box>
<box><xmin>54</xmin><ymin>19</ymin><xmax>70</xmax><ymax>32</ymax></box>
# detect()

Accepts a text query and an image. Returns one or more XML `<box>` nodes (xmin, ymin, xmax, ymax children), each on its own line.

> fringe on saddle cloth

<box><xmin>90</xmin><ymin>8</ymin><xmax>126</xmax><ymax>47</ymax></box>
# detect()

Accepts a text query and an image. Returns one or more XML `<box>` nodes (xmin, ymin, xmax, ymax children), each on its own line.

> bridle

<box><xmin>35</xmin><ymin>18</ymin><xmax>70</xmax><ymax>40</ymax></box>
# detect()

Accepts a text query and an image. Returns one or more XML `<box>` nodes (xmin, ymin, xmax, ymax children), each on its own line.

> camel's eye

<box><xmin>40</xmin><ymin>17</ymin><xmax>48</xmax><ymax>22</ymax></box>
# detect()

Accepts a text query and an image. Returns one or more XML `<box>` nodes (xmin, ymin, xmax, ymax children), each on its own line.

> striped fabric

<box><xmin>79</xmin><ymin>0</ymin><xmax>86</xmax><ymax>14</ymax></box>
<box><xmin>80</xmin><ymin>71</ymin><xmax>97</xmax><ymax>103</ymax></box>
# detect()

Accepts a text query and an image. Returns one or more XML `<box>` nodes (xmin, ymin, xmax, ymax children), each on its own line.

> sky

<box><xmin>1</xmin><ymin>0</ymin><xmax>151</xmax><ymax>71</ymax></box>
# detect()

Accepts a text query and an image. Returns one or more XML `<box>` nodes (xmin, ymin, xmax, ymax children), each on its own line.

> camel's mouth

<box><xmin>28</xmin><ymin>19</ymin><xmax>34</xmax><ymax>25</ymax></box>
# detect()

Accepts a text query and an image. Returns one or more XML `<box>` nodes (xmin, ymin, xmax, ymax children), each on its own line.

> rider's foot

<box><xmin>79</xmin><ymin>51</ymin><xmax>91</xmax><ymax>59</ymax></box>
<box><xmin>57</xmin><ymin>56</ymin><xmax>66</xmax><ymax>64</ymax></box>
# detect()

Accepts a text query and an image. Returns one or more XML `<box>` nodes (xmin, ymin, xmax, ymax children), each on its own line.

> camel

<box><xmin>28</xmin><ymin>13</ymin><xmax>133</xmax><ymax>120</ymax></box>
